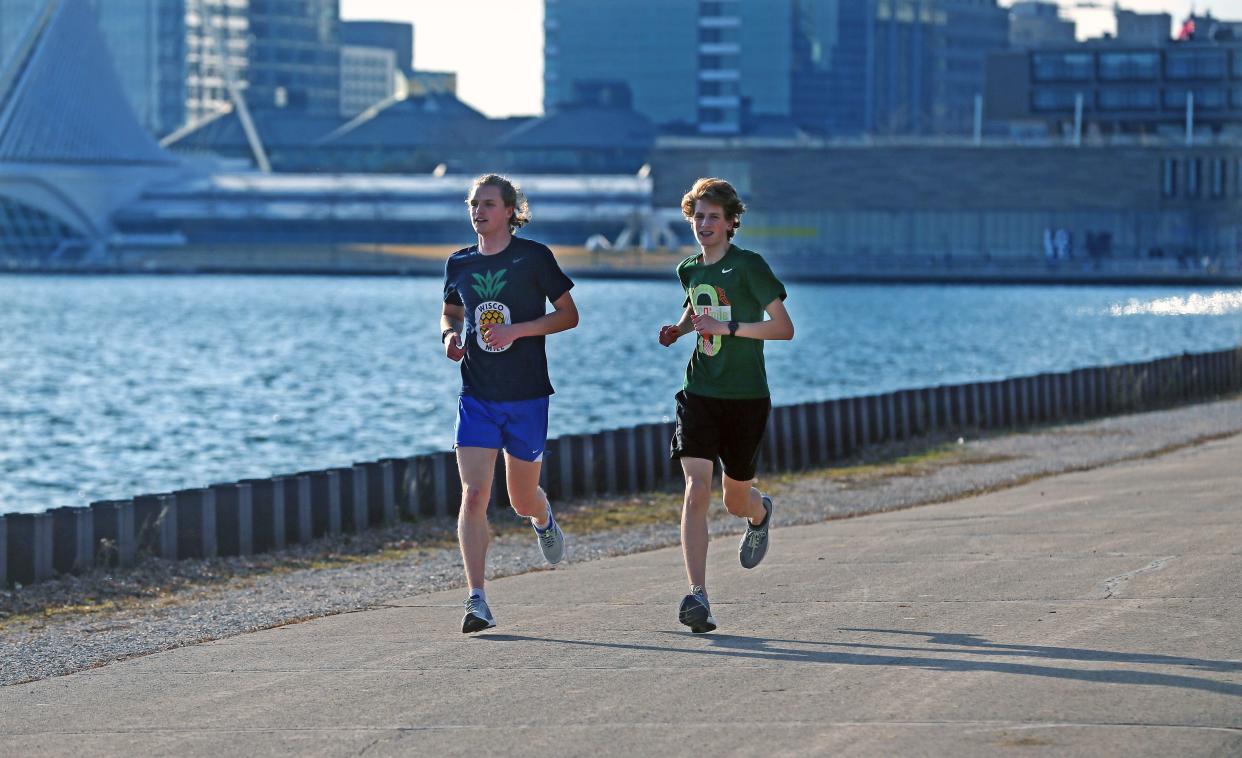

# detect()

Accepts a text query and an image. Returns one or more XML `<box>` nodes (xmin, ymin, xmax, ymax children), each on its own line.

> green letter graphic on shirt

<box><xmin>473</xmin><ymin>269</ymin><xmax>511</xmax><ymax>353</ymax></box>
<box><xmin>689</xmin><ymin>283</ymin><xmax>731</xmax><ymax>357</ymax></box>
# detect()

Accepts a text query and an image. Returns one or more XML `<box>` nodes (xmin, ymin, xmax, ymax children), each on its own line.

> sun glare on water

<box><xmin>1105</xmin><ymin>291</ymin><xmax>1242</xmax><ymax>317</ymax></box>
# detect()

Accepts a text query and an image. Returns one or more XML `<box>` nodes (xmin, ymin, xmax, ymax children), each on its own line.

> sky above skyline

<box><xmin>340</xmin><ymin>0</ymin><xmax>1242</xmax><ymax>119</ymax></box>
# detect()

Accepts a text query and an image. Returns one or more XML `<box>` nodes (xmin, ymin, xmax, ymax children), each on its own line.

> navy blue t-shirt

<box><xmin>443</xmin><ymin>236</ymin><xmax>574</xmax><ymax>401</ymax></box>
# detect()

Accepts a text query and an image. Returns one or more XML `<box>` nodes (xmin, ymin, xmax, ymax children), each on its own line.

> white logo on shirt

<box><xmin>475</xmin><ymin>300</ymin><xmax>512</xmax><ymax>353</ymax></box>
<box><xmin>721</xmin><ymin>268</ymin><xmax>734</xmax><ymax>274</ymax></box>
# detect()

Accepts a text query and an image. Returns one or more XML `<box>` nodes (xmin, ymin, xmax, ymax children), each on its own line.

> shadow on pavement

<box><xmin>475</xmin><ymin>629</ymin><xmax>1242</xmax><ymax>697</ymax></box>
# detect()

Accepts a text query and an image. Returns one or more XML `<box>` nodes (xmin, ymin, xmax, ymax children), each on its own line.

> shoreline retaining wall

<box><xmin>4</xmin><ymin>346</ymin><xmax>1240</xmax><ymax>587</ymax></box>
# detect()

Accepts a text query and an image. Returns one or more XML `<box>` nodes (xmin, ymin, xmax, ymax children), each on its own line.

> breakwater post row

<box><xmin>3</xmin><ymin>347</ymin><xmax>1240</xmax><ymax>588</ymax></box>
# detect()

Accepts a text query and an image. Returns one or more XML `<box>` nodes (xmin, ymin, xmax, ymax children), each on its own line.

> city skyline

<box><xmin>340</xmin><ymin>0</ymin><xmax>1239</xmax><ymax>119</ymax></box>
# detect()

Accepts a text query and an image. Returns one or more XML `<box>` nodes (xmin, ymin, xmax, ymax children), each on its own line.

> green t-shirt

<box><xmin>676</xmin><ymin>244</ymin><xmax>787</xmax><ymax>399</ymax></box>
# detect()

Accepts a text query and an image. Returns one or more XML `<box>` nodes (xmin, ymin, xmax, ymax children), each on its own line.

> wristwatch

<box><xmin>728</xmin><ymin>320</ymin><xmax>739</xmax><ymax>337</ymax></box>
<box><xmin>441</xmin><ymin>327</ymin><xmax>458</xmax><ymax>344</ymax></box>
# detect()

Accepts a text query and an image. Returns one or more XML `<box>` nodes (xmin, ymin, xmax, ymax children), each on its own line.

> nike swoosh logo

<box><xmin>722</xmin><ymin>268</ymin><xmax>733</xmax><ymax>273</ymax></box>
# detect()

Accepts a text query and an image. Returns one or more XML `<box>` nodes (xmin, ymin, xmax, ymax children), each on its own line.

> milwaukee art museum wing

<box><xmin>0</xmin><ymin>0</ymin><xmax>183</xmax><ymax>266</ymax></box>
<box><xmin>0</xmin><ymin>0</ymin><xmax>657</xmax><ymax>271</ymax></box>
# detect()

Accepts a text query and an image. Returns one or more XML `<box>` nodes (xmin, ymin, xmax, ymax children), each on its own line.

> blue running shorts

<box><xmin>455</xmin><ymin>394</ymin><xmax>550</xmax><ymax>462</ymax></box>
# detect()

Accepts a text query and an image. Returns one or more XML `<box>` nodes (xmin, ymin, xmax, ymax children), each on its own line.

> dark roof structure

<box><xmin>498</xmin><ymin>103</ymin><xmax>655</xmax><ymax>151</ymax></box>
<box><xmin>318</xmin><ymin>92</ymin><xmax>509</xmax><ymax>148</ymax></box>
<box><xmin>163</xmin><ymin>108</ymin><xmax>345</xmax><ymax>154</ymax></box>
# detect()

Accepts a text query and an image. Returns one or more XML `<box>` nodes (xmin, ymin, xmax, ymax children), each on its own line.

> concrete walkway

<box><xmin>3</xmin><ymin>434</ymin><xmax>1240</xmax><ymax>757</ymax></box>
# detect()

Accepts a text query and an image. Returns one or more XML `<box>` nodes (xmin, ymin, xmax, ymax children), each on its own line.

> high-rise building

<box><xmin>825</xmin><ymin>0</ymin><xmax>1009</xmax><ymax>136</ymax></box>
<box><xmin>545</xmin><ymin>0</ymin><xmax>1008</xmax><ymax>138</ymax></box>
<box><xmin>339</xmin><ymin>44</ymin><xmax>396</xmax><ymax>116</ymax></box>
<box><xmin>339</xmin><ymin>20</ymin><xmax>415</xmax><ymax>116</ymax></box>
<box><xmin>183</xmin><ymin>0</ymin><xmax>250</xmax><ymax>127</ymax></box>
<box><xmin>544</xmin><ymin>0</ymin><xmax>827</xmax><ymax>135</ymax></box>
<box><xmin>340</xmin><ymin>20</ymin><xmax>412</xmax><ymax>73</ymax></box>
<box><xmin>544</xmin><ymin>0</ymin><xmax>699</xmax><ymax>130</ymax></box>
<box><xmin>246</xmin><ymin>0</ymin><xmax>340</xmax><ymax>114</ymax></box>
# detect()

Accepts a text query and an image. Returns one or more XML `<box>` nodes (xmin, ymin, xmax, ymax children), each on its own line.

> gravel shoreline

<box><xmin>3</xmin><ymin>394</ymin><xmax>1240</xmax><ymax>686</ymax></box>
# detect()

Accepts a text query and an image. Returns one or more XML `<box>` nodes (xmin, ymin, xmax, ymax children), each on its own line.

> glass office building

<box><xmin>826</xmin><ymin>0</ymin><xmax>1009</xmax><ymax>136</ymax></box>
<box><xmin>245</xmin><ymin>0</ymin><xmax>339</xmax><ymax>114</ymax></box>
<box><xmin>546</xmin><ymin>0</ymin><xmax>1004</xmax><ymax>137</ymax></box>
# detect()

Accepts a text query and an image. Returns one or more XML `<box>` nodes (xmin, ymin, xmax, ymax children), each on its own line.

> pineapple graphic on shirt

<box><xmin>471</xmin><ymin>269</ymin><xmax>511</xmax><ymax>353</ymax></box>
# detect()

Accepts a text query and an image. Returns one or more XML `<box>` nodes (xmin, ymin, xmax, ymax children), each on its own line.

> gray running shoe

<box><xmin>678</xmin><ymin>585</ymin><xmax>717</xmax><ymax>634</ymax></box>
<box><xmin>739</xmin><ymin>494</ymin><xmax>773</xmax><ymax>569</ymax></box>
<box><xmin>461</xmin><ymin>595</ymin><xmax>496</xmax><ymax>634</ymax></box>
<box><xmin>534</xmin><ymin>509</ymin><xmax>565</xmax><ymax>565</ymax></box>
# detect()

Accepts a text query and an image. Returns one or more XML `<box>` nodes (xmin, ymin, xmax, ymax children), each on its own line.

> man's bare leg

<box><xmin>679</xmin><ymin>457</ymin><xmax>714</xmax><ymax>589</ymax></box>
<box><xmin>456</xmin><ymin>446</ymin><xmax>498</xmax><ymax>590</ymax></box>
<box><xmin>503</xmin><ymin>453</ymin><xmax>549</xmax><ymax>525</ymax></box>
<box><xmin>506</xmin><ymin>452</ymin><xmax>565</xmax><ymax>564</ymax></box>
<box><xmin>721</xmin><ymin>474</ymin><xmax>766</xmax><ymax>524</ymax></box>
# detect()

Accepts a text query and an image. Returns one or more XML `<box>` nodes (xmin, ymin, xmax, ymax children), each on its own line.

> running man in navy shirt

<box><xmin>440</xmin><ymin>174</ymin><xmax>579</xmax><ymax>633</ymax></box>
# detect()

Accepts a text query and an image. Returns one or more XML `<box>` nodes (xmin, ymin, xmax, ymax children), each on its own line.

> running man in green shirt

<box><xmin>658</xmin><ymin>177</ymin><xmax>795</xmax><ymax>633</ymax></box>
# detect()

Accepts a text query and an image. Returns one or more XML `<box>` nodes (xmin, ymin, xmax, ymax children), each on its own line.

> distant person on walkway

<box><xmin>657</xmin><ymin>177</ymin><xmax>794</xmax><ymax>633</ymax></box>
<box><xmin>440</xmin><ymin>174</ymin><xmax>579</xmax><ymax>633</ymax></box>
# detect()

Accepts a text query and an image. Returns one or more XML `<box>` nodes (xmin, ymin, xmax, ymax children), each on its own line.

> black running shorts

<box><xmin>670</xmin><ymin>390</ymin><xmax>771</xmax><ymax>481</ymax></box>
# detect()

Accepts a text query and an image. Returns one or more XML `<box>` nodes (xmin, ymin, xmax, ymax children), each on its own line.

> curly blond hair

<box><xmin>680</xmin><ymin>177</ymin><xmax>746</xmax><ymax>239</ymax></box>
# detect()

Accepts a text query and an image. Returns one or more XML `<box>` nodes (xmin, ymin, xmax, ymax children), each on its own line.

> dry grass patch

<box><xmin>757</xmin><ymin>440</ymin><xmax>1023</xmax><ymax>493</ymax></box>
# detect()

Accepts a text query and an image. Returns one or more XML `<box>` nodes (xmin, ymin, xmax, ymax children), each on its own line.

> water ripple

<box><xmin>1</xmin><ymin>275</ymin><xmax>1240</xmax><ymax>514</ymax></box>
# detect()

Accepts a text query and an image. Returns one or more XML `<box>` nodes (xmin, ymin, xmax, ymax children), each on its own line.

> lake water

<box><xmin>2</xmin><ymin>274</ymin><xmax>1240</xmax><ymax>514</ymax></box>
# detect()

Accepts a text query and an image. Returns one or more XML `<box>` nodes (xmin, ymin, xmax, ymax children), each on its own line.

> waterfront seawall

<box><xmin>3</xmin><ymin>346</ymin><xmax>1240</xmax><ymax>587</ymax></box>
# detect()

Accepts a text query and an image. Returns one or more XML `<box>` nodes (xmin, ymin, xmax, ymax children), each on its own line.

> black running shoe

<box><xmin>678</xmin><ymin>586</ymin><xmax>717</xmax><ymax>634</ymax></box>
<box><xmin>739</xmin><ymin>494</ymin><xmax>773</xmax><ymax>569</ymax></box>
<box><xmin>461</xmin><ymin>595</ymin><xmax>496</xmax><ymax>634</ymax></box>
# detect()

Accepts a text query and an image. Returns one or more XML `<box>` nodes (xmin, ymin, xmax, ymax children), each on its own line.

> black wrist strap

<box><xmin>728</xmin><ymin>320</ymin><xmax>739</xmax><ymax>336</ymax></box>
<box><xmin>441</xmin><ymin>327</ymin><xmax>457</xmax><ymax>343</ymax></box>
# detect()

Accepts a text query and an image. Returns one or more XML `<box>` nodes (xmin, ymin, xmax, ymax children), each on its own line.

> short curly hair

<box><xmin>680</xmin><ymin>177</ymin><xmax>746</xmax><ymax>239</ymax></box>
<box><xmin>467</xmin><ymin>174</ymin><xmax>531</xmax><ymax>231</ymax></box>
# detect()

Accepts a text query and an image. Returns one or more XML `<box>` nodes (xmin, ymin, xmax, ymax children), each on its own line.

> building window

<box><xmin>1186</xmin><ymin>158</ymin><xmax>1201</xmax><ymax>198</ymax></box>
<box><xmin>1234</xmin><ymin>50</ymin><xmax>1242</xmax><ymax>77</ymax></box>
<box><xmin>1098</xmin><ymin>52</ymin><xmax>1158</xmax><ymax>81</ymax></box>
<box><xmin>699</xmin><ymin>53</ymin><xmax>738</xmax><ymax>71</ymax></box>
<box><xmin>700</xmin><ymin>80</ymin><xmax>739</xmax><ymax>96</ymax></box>
<box><xmin>1164</xmin><ymin>87</ymin><xmax>1227</xmax><ymax>110</ymax></box>
<box><xmin>699</xmin><ymin>25</ymin><xmax>738</xmax><ymax>43</ymax></box>
<box><xmin>1032</xmin><ymin>88</ymin><xmax>1082</xmax><ymax>112</ymax></box>
<box><xmin>1165</xmin><ymin>50</ymin><xmax>1227</xmax><ymax>80</ymax></box>
<box><xmin>1098</xmin><ymin>88</ymin><xmax>1158</xmax><ymax>110</ymax></box>
<box><xmin>1211</xmin><ymin>158</ymin><xmax>1227</xmax><ymax>198</ymax></box>
<box><xmin>1032</xmin><ymin>52</ymin><xmax>1093</xmax><ymax>82</ymax></box>
<box><xmin>1161</xmin><ymin>157</ymin><xmax>1177</xmax><ymax>198</ymax></box>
